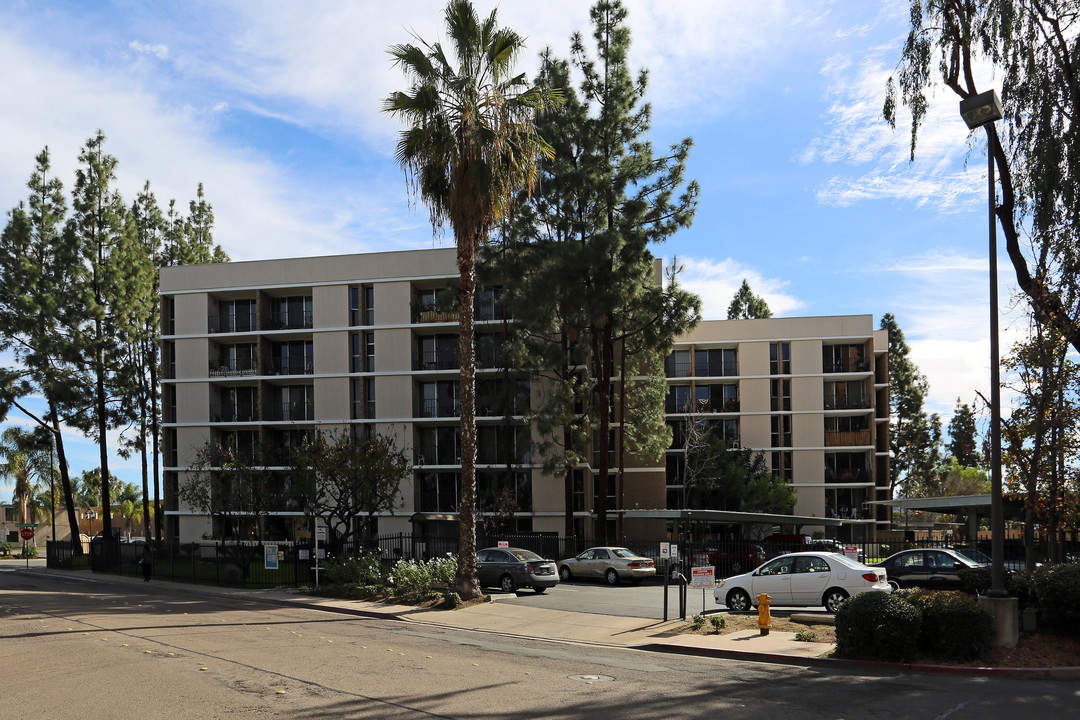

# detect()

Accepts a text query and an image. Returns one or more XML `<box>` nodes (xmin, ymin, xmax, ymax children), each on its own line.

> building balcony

<box><xmin>209</xmin><ymin>360</ymin><xmax>258</xmax><ymax>377</ymax></box>
<box><xmin>415</xmin><ymin>448</ymin><xmax>461</xmax><ymax>466</ymax></box>
<box><xmin>417</xmin><ymin>398</ymin><xmax>461</xmax><ymax>418</ymax></box>
<box><xmin>208</xmin><ymin>312</ymin><xmax>257</xmax><ymax>334</ymax></box>
<box><xmin>415</xmin><ymin>352</ymin><xmax>458</xmax><ymax>371</ymax></box>
<box><xmin>415</xmin><ymin>308</ymin><xmax>460</xmax><ymax>324</ymax></box>
<box><xmin>263</xmin><ymin>310</ymin><xmax>313</xmax><ymax>331</ymax></box>
<box><xmin>825</xmin><ymin>430</ymin><xmax>872</xmax><ymax>447</ymax></box>
<box><xmin>209</xmin><ymin>403</ymin><xmax>259</xmax><ymax>423</ymax></box>
<box><xmin>823</xmin><ymin>396</ymin><xmax>870</xmax><ymax>410</ymax></box>
<box><xmin>268</xmin><ymin>401</ymin><xmax>315</xmax><ymax>422</ymax></box>
<box><xmin>824</xmin><ymin>358</ymin><xmax>871</xmax><ymax>373</ymax></box>
<box><xmin>265</xmin><ymin>359</ymin><xmax>314</xmax><ymax>376</ymax></box>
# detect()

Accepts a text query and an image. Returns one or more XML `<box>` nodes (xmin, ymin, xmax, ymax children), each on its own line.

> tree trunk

<box><xmin>455</xmin><ymin>235</ymin><xmax>479</xmax><ymax>600</ymax></box>
<box><xmin>50</xmin><ymin>403</ymin><xmax>82</xmax><ymax>554</ymax></box>
<box><xmin>150</xmin><ymin>338</ymin><xmax>162</xmax><ymax>543</ymax></box>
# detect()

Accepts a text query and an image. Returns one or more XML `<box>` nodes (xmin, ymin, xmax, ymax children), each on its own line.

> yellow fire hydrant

<box><xmin>756</xmin><ymin>593</ymin><xmax>772</xmax><ymax>635</ymax></box>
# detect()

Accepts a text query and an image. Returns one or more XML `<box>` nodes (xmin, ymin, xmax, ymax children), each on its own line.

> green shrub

<box><xmin>957</xmin><ymin>565</ymin><xmax>991</xmax><ymax>596</ymax></box>
<box><xmin>903</xmin><ymin>589</ymin><xmax>993</xmax><ymax>661</ymax></box>
<box><xmin>321</xmin><ymin>552</ymin><xmax>387</xmax><ymax>586</ymax></box>
<box><xmin>389</xmin><ymin>554</ymin><xmax>458</xmax><ymax>599</ymax></box>
<box><xmin>441</xmin><ymin>591</ymin><xmax>462</xmax><ymax>608</ymax></box>
<box><xmin>0</xmin><ymin>540</ymin><xmax>13</xmax><ymax>557</ymax></box>
<box><xmin>690</xmin><ymin>614</ymin><xmax>705</xmax><ymax>630</ymax></box>
<box><xmin>1031</xmin><ymin>563</ymin><xmax>1080</xmax><ymax>636</ymax></box>
<box><xmin>709</xmin><ymin>615</ymin><xmax>726</xmax><ymax>632</ymax></box>
<box><xmin>835</xmin><ymin>592</ymin><xmax>921</xmax><ymax>662</ymax></box>
<box><xmin>794</xmin><ymin>629</ymin><xmax>816</xmax><ymax>642</ymax></box>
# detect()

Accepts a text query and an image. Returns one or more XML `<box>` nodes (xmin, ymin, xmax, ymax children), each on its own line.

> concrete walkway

<box><xmin>18</xmin><ymin>566</ymin><xmax>1080</xmax><ymax>678</ymax></box>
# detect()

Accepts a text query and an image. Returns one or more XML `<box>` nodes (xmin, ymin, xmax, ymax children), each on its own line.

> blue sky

<box><xmin>0</xmin><ymin>0</ymin><xmax>1020</xmax><ymax>499</ymax></box>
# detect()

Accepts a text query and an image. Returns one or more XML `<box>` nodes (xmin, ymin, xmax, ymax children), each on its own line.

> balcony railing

<box><xmin>823</xmin><ymin>396</ymin><xmax>870</xmax><ymax>410</ymax></box>
<box><xmin>824</xmin><ymin>358</ymin><xmax>871</xmax><ymax>373</ymax></box>
<box><xmin>417</xmin><ymin>398</ymin><xmax>461</xmax><ymax>418</ymax></box>
<box><xmin>209</xmin><ymin>403</ymin><xmax>259</xmax><ymax>423</ymax></box>
<box><xmin>268</xmin><ymin>401</ymin><xmax>315</xmax><ymax>422</ymax></box>
<box><xmin>263</xmin><ymin>310</ymin><xmax>313</xmax><ymax>331</ymax></box>
<box><xmin>265</xmin><ymin>359</ymin><xmax>314</xmax><ymax>376</ymax></box>
<box><xmin>208</xmin><ymin>311</ymin><xmax>257</xmax><ymax>334</ymax></box>
<box><xmin>825</xmin><ymin>429</ymin><xmax>872</xmax><ymax>447</ymax></box>
<box><xmin>209</xmin><ymin>360</ymin><xmax>258</xmax><ymax>377</ymax></box>
<box><xmin>415</xmin><ymin>352</ymin><xmax>458</xmax><ymax>371</ymax></box>
<box><xmin>415</xmin><ymin>308</ymin><xmax>460</xmax><ymax>324</ymax></box>
<box><xmin>415</xmin><ymin>448</ymin><xmax>462</xmax><ymax>466</ymax></box>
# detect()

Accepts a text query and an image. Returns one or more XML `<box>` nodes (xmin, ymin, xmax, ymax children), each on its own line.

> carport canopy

<box><xmin>623</xmin><ymin>508</ymin><xmax>842</xmax><ymax>530</ymax></box>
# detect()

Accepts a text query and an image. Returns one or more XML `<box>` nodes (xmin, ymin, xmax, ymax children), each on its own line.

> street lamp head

<box><xmin>959</xmin><ymin>89</ymin><xmax>1003</xmax><ymax>130</ymax></box>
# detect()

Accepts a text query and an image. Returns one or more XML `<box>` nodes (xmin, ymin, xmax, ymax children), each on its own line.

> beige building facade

<box><xmin>160</xmin><ymin>248</ymin><xmax>889</xmax><ymax>546</ymax></box>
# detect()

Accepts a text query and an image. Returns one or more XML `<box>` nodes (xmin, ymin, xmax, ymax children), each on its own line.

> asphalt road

<box><xmin>3</xmin><ymin>568</ymin><xmax>1079</xmax><ymax>719</ymax></box>
<box><xmin>495</xmin><ymin>577</ymin><xmax>829</xmax><ymax>621</ymax></box>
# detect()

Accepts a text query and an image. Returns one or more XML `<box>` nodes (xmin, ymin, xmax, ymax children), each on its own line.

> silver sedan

<box><xmin>558</xmin><ymin>547</ymin><xmax>657</xmax><ymax>585</ymax></box>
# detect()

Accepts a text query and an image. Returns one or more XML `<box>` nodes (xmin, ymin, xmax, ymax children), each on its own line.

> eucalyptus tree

<box><xmin>0</xmin><ymin>147</ymin><xmax>85</xmax><ymax>546</ymax></box>
<box><xmin>886</xmin><ymin>0</ymin><xmax>1080</xmax><ymax>355</ymax></box>
<box><xmin>493</xmin><ymin>0</ymin><xmax>699</xmax><ymax>542</ymax></box>
<box><xmin>727</xmin><ymin>279</ymin><xmax>772</xmax><ymax>320</ymax></box>
<box><xmin>383</xmin><ymin>0</ymin><xmax>558</xmax><ymax>598</ymax></box>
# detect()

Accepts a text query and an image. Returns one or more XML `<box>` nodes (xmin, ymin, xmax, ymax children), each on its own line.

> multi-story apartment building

<box><xmin>160</xmin><ymin>248</ymin><xmax>889</xmax><ymax>546</ymax></box>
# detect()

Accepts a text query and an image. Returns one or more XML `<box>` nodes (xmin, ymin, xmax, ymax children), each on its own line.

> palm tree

<box><xmin>384</xmin><ymin>0</ymin><xmax>557</xmax><ymax>599</ymax></box>
<box><xmin>0</xmin><ymin>427</ymin><xmax>49</xmax><ymax>524</ymax></box>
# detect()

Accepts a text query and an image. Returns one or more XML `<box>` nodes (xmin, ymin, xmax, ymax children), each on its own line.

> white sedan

<box><xmin>713</xmin><ymin>551</ymin><xmax>891</xmax><ymax>613</ymax></box>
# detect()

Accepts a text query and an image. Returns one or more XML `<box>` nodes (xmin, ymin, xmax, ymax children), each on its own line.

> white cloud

<box><xmin>673</xmin><ymin>255</ymin><xmax>804</xmax><ymax>320</ymax></box>
<box><xmin>129</xmin><ymin>40</ymin><xmax>168</xmax><ymax>60</ymax></box>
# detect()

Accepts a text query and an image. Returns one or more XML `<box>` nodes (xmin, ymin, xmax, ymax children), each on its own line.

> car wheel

<box><xmin>726</xmin><ymin>588</ymin><xmax>752</xmax><ymax>612</ymax></box>
<box><xmin>559</xmin><ymin>565</ymin><xmax>573</xmax><ymax>582</ymax></box>
<box><xmin>605</xmin><ymin>568</ymin><xmax>619</xmax><ymax>585</ymax></box>
<box><xmin>730</xmin><ymin>561</ymin><xmax>743</xmax><ymax>574</ymax></box>
<box><xmin>500</xmin><ymin>574</ymin><xmax>516</xmax><ymax>593</ymax></box>
<box><xmin>824</xmin><ymin>588</ymin><xmax>849</xmax><ymax>613</ymax></box>
<box><xmin>534</xmin><ymin>586</ymin><xmax>547</xmax><ymax>594</ymax></box>
<box><xmin>888</xmin><ymin>579</ymin><xmax>901</xmax><ymax>592</ymax></box>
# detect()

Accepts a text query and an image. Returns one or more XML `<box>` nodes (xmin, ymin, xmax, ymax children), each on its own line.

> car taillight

<box><xmin>861</xmin><ymin>572</ymin><xmax>879</xmax><ymax>583</ymax></box>
<box><xmin>628</xmin><ymin>561</ymin><xmax>641</xmax><ymax>568</ymax></box>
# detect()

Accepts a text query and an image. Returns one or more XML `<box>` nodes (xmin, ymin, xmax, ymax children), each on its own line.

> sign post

<box><xmin>691</xmin><ymin>566</ymin><xmax>715</xmax><ymax>614</ymax></box>
<box><xmin>264</xmin><ymin>544</ymin><xmax>279</xmax><ymax>571</ymax></box>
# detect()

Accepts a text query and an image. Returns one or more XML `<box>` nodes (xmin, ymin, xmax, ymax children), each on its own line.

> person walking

<box><xmin>140</xmin><ymin>543</ymin><xmax>153</xmax><ymax>582</ymax></box>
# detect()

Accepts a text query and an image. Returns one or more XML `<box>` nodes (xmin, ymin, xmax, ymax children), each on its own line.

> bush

<box><xmin>794</xmin><ymin>629</ymin><xmax>816</xmax><ymax>642</ymax></box>
<box><xmin>322</xmin><ymin>552</ymin><xmax>387</xmax><ymax>586</ymax></box>
<box><xmin>1031</xmin><ymin>563</ymin><xmax>1080</xmax><ymax>636</ymax></box>
<box><xmin>903</xmin><ymin>589</ymin><xmax>993</xmax><ymax>661</ymax></box>
<box><xmin>709</xmin><ymin>615</ymin><xmax>726</xmax><ymax>632</ymax></box>
<box><xmin>690</xmin><ymin>614</ymin><xmax>705</xmax><ymax>630</ymax></box>
<box><xmin>0</xmin><ymin>541</ymin><xmax>13</xmax><ymax>557</ymax></box>
<box><xmin>389</xmin><ymin>554</ymin><xmax>458</xmax><ymax>599</ymax></box>
<box><xmin>835</xmin><ymin>592</ymin><xmax>921</xmax><ymax>662</ymax></box>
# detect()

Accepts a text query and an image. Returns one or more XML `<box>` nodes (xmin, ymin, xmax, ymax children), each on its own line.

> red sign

<box><xmin>20</xmin><ymin>528</ymin><xmax>34</xmax><ymax>541</ymax></box>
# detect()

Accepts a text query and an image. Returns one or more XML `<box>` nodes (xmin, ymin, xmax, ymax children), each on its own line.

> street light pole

<box><xmin>959</xmin><ymin>89</ymin><xmax>1006</xmax><ymax>597</ymax></box>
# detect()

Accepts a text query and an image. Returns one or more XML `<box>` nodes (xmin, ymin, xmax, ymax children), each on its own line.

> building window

<box><xmin>164</xmin><ymin>341</ymin><xmax>176</xmax><ymax>379</ymax></box>
<box><xmin>771</xmin><ymin>451</ymin><xmax>793</xmax><ymax>481</ymax></box>
<box><xmin>665</xmin><ymin>350</ymin><xmax>691</xmax><ymax>377</ymax></box>
<box><xmin>419</xmin><ymin>472</ymin><xmax>460</xmax><ymax>512</ymax></box>
<box><xmin>693</xmin><ymin>348</ymin><xmax>737</xmax><ymax>377</ymax></box>
<box><xmin>365</xmin><ymin>332</ymin><xmax>375</xmax><ymax>372</ymax></box>
<box><xmin>214</xmin><ymin>299</ymin><xmax>256</xmax><ymax>334</ymax></box>
<box><xmin>269</xmin><ymin>341</ymin><xmax>313</xmax><ymax>375</ymax></box>
<box><xmin>770</xmin><ymin>342</ymin><xmax>790</xmax><ymax>375</ymax></box>
<box><xmin>572</xmin><ymin>469</ymin><xmax>586</xmax><ymax>512</ymax></box>
<box><xmin>350</xmin><ymin>333</ymin><xmax>361</xmax><ymax>373</ymax></box>
<box><xmin>364</xmin><ymin>285</ymin><xmax>375</xmax><ymax>326</ymax></box>
<box><xmin>770</xmin><ymin>415</ymin><xmax>792</xmax><ymax>447</ymax></box>
<box><xmin>349</xmin><ymin>286</ymin><xmax>361</xmax><ymax>326</ymax></box>
<box><xmin>665</xmin><ymin>385</ymin><xmax>693</xmax><ymax>413</ymax></box>
<box><xmin>823</xmin><ymin>344</ymin><xmax>867</xmax><ymax>373</ymax></box>
<box><xmin>268</xmin><ymin>296</ymin><xmax>312</xmax><ymax>330</ymax></box>
<box><xmin>417</xmin><ymin>425</ymin><xmax>461</xmax><ymax>466</ymax></box>
<box><xmin>419</xmin><ymin>381</ymin><xmax>459</xmax><ymax>418</ymax></box>
<box><xmin>365</xmin><ymin>378</ymin><xmax>376</xmax><ymax>418</ymax></box>
<box><xmin>770</xmin><ymin>378</ymin><xmax>791</xmax><ymax>411</ymax></box>
<box><xmin>163</xmin><ymin>297</ymin><xmax>175</xmax><ymax>335</ymax></box>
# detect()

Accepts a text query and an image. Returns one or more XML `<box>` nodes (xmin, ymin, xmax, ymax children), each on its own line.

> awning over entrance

<box><xmin>874</xmin><ymin>494</ymin><xmax>990</xmax><ymax>513</ymax></box>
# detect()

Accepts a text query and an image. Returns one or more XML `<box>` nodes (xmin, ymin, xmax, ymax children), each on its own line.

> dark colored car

<box><xmin>872</xmin><ymin>548</ymin><xmax>981</xmax><ymax>591</ymax></box>
<box><xmin>707</xmin><ymin>543</ymin><xmax>766</xmax><ymax>578</ymax></box>
<box><xmin>477</xmin><ymin>547</ymin><xmax>560</xmax><ymax>594</ymax></box>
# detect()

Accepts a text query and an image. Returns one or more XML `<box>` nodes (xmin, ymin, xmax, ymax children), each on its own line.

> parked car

<box><xmin>558</xmin><ymin>547</ymin><xmax>656</xmax><ymax>585</ymax></box>
<box><xmin>707</xmin><ymin>543</ymin><xmax>766</xmax><ymax>578</ymax></box>
<box><xmin>872</xmin><ymin>548</ymin><xmax>981</xmax><ymax>591</ymax></box>
<box><xmin>951</xmin><ymin>546</ymin><xmax>991</xmax><ymax>566</ymax></box>
<box><xmin>713</xmin><ymin>551</ymin><xmax>891</xmax><ymax>613</ymax></box>
<box><xmin>758</xmin><ymin>533</ymin><xmax>813</xmax><ymax>559</ymax></box>
<box><xmin>477</xmin><ymin>547</ymin><xmax>559</xmax><ymax>594</ymax></box>
<box><xmin>807</xmin><ymin>538</ymin><xmax>865</xmax><ymax>564</ymax></box>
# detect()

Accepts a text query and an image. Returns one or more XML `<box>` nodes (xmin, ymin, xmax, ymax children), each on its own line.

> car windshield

<box><xmin>610</xmin><ymin>548</ymin><xmax>639</xmax><ymax>559</ymax></box>
<box><xmin>510</xmin><ymin>550</ymin><xmax>542</xmax><ymax>561</ymax></box>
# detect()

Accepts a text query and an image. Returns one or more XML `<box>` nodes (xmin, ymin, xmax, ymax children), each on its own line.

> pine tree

<box><xmin>727</xmin><ymin>279</ymin><xmax>772</xmax><ymax>319</ymax></box>
<box><xmin>880</xmin><ymin>313</ymin><xmax>942</xmax><ymax>496</ymax></box>
<box><xmin>946</xmin><ymin>399</ymin><xmax>981</xmax><ymax>468</ymax></box>
<box><xmin>493</xmin><ymin>0</ymin><xmax>699</xmax><ymax>542</ymax></box>
<box><xmin>0</xmin><ymin>147</ymin><xmax>87</xmax><ymax>548</ymax></box>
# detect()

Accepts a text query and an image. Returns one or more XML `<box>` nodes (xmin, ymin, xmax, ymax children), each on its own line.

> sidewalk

<box><xmin>20</xmin><ymin>566</ymin><xmax>1080</xmax><ymax>678</ymax></box>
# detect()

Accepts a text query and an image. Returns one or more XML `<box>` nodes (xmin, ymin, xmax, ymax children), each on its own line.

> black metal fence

<box><xmin>46</xmin><ymin>530</ymin><xmax>1074</xmax><ymax>590</ymax></box>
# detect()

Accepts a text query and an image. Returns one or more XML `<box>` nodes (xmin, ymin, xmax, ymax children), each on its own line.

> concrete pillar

<box><xmin>978</xmin><ymin>595</ymin><xmax>1019</xmax><ymax>648</ymax></box>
